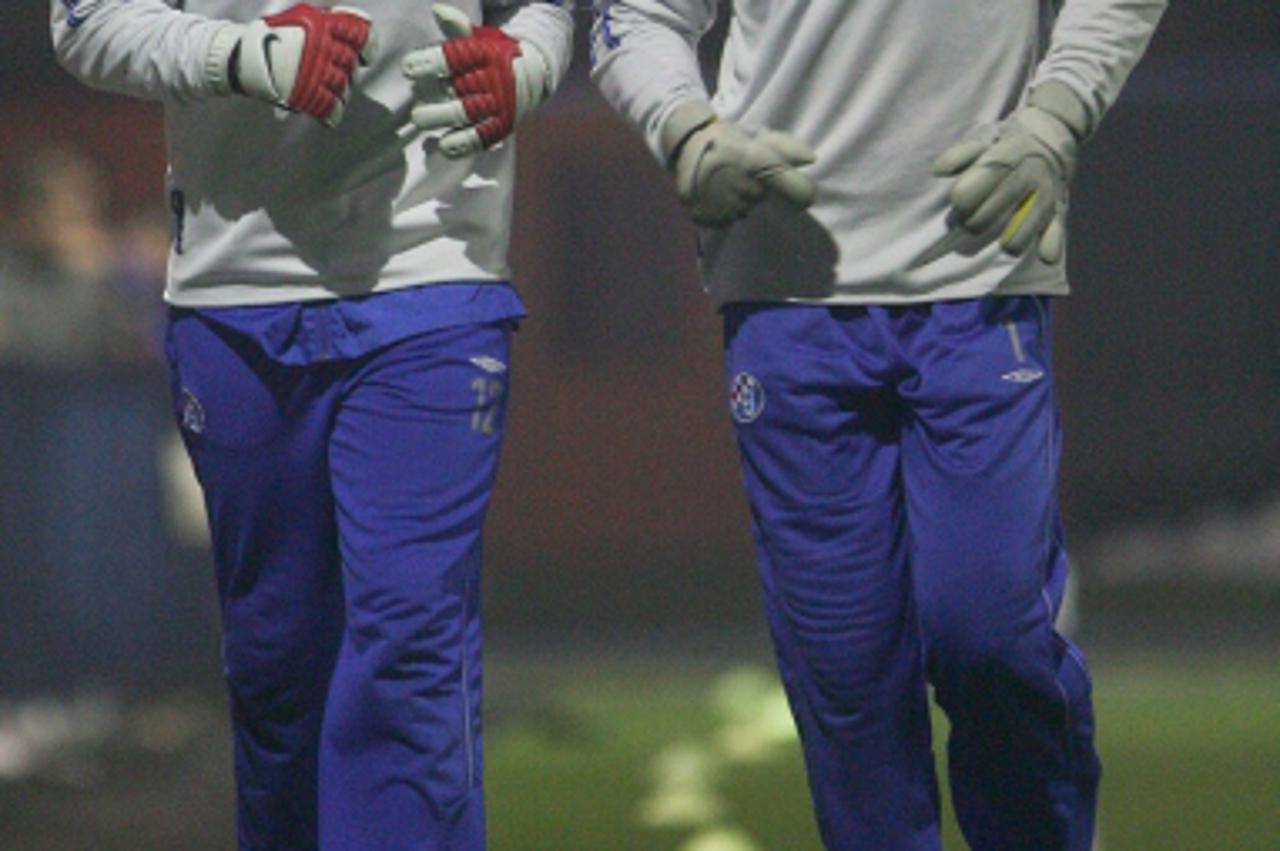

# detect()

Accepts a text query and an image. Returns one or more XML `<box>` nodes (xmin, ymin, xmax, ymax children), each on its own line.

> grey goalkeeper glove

<box><xmin>206</xmin><ymin>4</ymin><xmax>377</xmax><ymax>128</ymax></box>
<box><xmin>932</xmin><ymin>82</ymin><xmax>1091</xmax><ymax>264</ymax></box>
<box><xmin>660</xmin><ymin>101</ymin><xmax>816</xmax><ymax>228</ymax></box>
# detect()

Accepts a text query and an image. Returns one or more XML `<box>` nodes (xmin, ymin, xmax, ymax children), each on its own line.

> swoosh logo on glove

<box><xmin>261</xmin><ymin>33</ymin><xmax>281</xmax><ymax>77</ymax></box>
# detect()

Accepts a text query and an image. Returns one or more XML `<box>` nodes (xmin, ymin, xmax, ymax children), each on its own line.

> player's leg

<box><xmin>166</xmin><ymin>312</ymin><xmax>345</xmax><ymax>851</ymax></box>
<box><xmin>723</xmin><ymin>303</ymin><xmax>941</xmax><ymax>851</ymax></box>
<box><xmin>319</xmin><ymin>322</ymin><xmax>513</xmax><ymax>850</ymax></box>
<box><xmin>899</xmin><ymin>296</ymin><xmax>1100</xmax><ymax>851</ymax></box>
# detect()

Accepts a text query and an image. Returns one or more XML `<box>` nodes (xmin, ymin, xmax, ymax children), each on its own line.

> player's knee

<box><xmin>223</xmin><ymin>642</ymin><xmax>330</xmax><ymax>718</ymax></box>
<box><xmin>924</xmin><ymin>626</ymin><xmax>1032</xmax><ymax>701</ymax></box>
<box><xmin>221</xmin><ymin>616</ymin><xmax>339</xmax><ymax>711</ymax></box>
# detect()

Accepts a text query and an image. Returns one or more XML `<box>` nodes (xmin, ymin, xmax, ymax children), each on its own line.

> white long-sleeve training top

<box><xmin>591</xmin><ymin>0</ymin><xmax>1166</xmax><ymax>306</ymax></box>
<box><xmin>51</xmin><ymin>0</ymin><xmax>573</xmax><ymax>308</ymax></box>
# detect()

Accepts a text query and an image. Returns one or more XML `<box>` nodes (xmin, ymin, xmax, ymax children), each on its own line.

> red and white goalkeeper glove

<box><xmin>207</xmin><ymin>4</ymin><xmax>377</xmax><ymax>127</ymax></box>
<box><xmin>402</xmin><ymin>4</ymin><xmax>552</xmax><ymax>158</ymax></box>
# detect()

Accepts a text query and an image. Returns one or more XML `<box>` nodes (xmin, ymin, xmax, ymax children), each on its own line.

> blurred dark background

<box><xmin>0</xmin><ymin>0</ymin><xmax>1277</xmax><ymax>813</ymax></box>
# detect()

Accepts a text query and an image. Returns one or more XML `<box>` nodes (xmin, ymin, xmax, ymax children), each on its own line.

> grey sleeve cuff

<box><xmin>1028</xmin><ymin>80</ymin><xmax>1093</xmax><ymax>141</ymax></box>
<box><xmin>492</xmin><ymin>2</ymin><xmax>575</xmax><ymax>95</ymax></box>
<box><xmin>204</xmin><ymin>23</ymin><xmax>243</xmax><ymax>96</ymax></box>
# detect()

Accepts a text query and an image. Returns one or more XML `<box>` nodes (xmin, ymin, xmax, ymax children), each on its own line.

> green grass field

<box><xmin>1</xmin><ymin>655</ymin><xmax>1276</xmax><ymax>849</ymax></box>
<box><xmin>486</xmin><ymin>658</ymin><xmax>1280</xmax><ymax>850</ymax></box>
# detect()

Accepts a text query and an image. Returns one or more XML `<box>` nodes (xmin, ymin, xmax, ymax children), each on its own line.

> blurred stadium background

<box><xmin>1</xmin><ymin>3</ymin><xmax>1277</xmax><ymax>849</ymax></box>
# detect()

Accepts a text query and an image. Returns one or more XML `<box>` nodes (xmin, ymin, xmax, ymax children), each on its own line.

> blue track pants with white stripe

<box><xmin>723</xmin><ymin>296</ymin><xmax>1100</xmax><ymax>851</ymax></box>
<box><xmin>167</xmin><ymin>314</ymin><xmax>511</xmax><ymax>850</ymax></box>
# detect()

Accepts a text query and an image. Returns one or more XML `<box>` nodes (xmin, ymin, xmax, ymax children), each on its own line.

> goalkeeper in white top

<box><xmin>593</xmin><ymin>0</ymin><xmax>1164</xmax><ymax>848</ymax></box>
<box><xmin>53</xmin><ymin>1</ymin><xmax>571</xmax><ymax>848</ymax></box>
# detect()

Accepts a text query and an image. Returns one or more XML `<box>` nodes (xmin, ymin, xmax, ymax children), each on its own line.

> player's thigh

<box><xmin>723</xmin><ymin>303</ymin><xmax>909</xmax><ymax>650</ymax></box>
<box><xmin>164</xmin><ymin>310</ymin><xmax>338</xmax><ymax>561</ymax></box>
<box><xmin>329</xmin><ymin>322</ymin><xmax>513</xmax><ymax>620</ymax></box>
<box><xmin>900</xmin><ymin>297</ymin><xmax>1061</xmax><ymax>634</ymax></box>
<box><xmin>164</xmin><ymin>311</ymin><xmax>342</xmax><ymax>686</ymax></box>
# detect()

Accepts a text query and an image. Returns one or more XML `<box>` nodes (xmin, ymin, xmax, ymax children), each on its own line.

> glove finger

<box><xmin>474</xmin><ymin>113</ymin><xmax>515</xmax><ymax>147</ymax></box>
<box><xmin>322</xmin><ymin>65</ymin><xmax>350</xmax><ymax>97</ymax></box>
<box><xmin>356</xmin><ymin>27</ymin><xmax>379</xmax><ymax>66</ymax></box>
<box><xmin>699</xmin><ymin>162</ymin><xmax>758</xmax><ymax>201</ymax></box>
<box><xmin>433</xmin><ymin>4</ymin><xmax>475</xmax><ymax>39</ymax></box>
<box><xmin>949</xmin><ymin>166</ymin><xmax>1002</xmax><ymax>221</ymax></box>
<box><xmin>761</xmin><ymin>167</ymin><xmax>816</xmax><ymax>210</ymax></box>
<box><xmin>331</xmin><ymin>7</ymin><xmax>377</xmax><ymax>64</ymax></box>
<box><xmin>755</xmin><ymin>131</ymin><xmax>816</xmax><ymax>167</ymax></box>
<box><xmin>293</xmin><ymin>73</ymin><xmax>336</xmax><ymax>121</ymax></box>
<box><xmin>361</xmin><ymin>33</ymin><xmax>379</xmax><ymax>66</ymax></box>
<box><xmin>933</xmin><ymin>140</ymin><xmax>988</xmax><ymax>176</ymax></box>
<box><xmin>403</xmin><ymin>47</ymin><xmax>450</xmax><ymax>82</ymax></box>
<box><xmin>736</xmin><ymin>136</ymin><xmax>793</xmax><ymax>176</ymax></box>
<box><xmin>440</xmin><ymin>127</ymin><xmax>485</xmax><ymax>159</ymax></box>
<box><xmin>999</xmin><ymin>191</ymin><xmax>1056</xmax><ymax>257</ymax></box>
<box><xmin>411</xmin><ymin>99</ymin><xmax>471</xmax><ymax>131</ymax></box>
<box><xmin>324</xmin><ymin>94</ymin><xmax>347</xmax><ymax>128</ymax></box>
<box><xmin>453</xmin><ymin>71</ymin><xmax>494</xmax><ymax>98</ymax></box>
<box><xmin>1038</xmin><ymin>215</ymin><xmax>1065</xmax><ymax>264</ymax></box>
<box><xmin>405</xmin><ymin>72</ymin><xmax>452</xmax><ymax>104</ymax></box>
<box><xmin>954</xmin><ymin>167</ymin><xmax>1022</xmax><ymax>232</ymax></box>
<box><xmin>315</xmin><ymin>89</ymin><xmax>343</xmax><ymax>127</ymax></box>
<box><xmin>330</xmin><ymin>42</ymin><xmax>359</xmax><ymax>76</ymax></box>
<box><xmin>752</xmin><ymin>130</ymin><xmax>818</xmax><ymax>207</ymax></box>
<box><xmin>689</xmin><ymin>164</ymin><xmax>755</xmax><ymax>225</ymax></box>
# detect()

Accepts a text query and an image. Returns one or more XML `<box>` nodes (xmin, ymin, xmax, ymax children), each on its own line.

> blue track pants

<box><xmin>723</xmin><ymin>297</ymin><xmax>1100</xmax><ymax>851</ymax></box>
<box><xmin>167</xmin><ymin>314</ymin><xmax>512</xmax><ymax>850</ymax></box>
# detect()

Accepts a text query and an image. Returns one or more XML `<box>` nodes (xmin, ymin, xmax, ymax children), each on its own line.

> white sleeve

<box><xmin>588</xmin><ymin>0</ymin><xmax>719</xmax><ymax>163</ymax></box>
<box><xmin>51</xmin><ymin>0</ymin><xmax>230</xmax><ymax>102</ymax></box>
<box><xmin>485</xmin><ymin>1</ymin><xmax>577</xmax><ymax>94</ymax></box>
<box><xmin>1032</xmin><ymin>0</ymin><xmax>1168</xmax><ymax>135</ymax></box>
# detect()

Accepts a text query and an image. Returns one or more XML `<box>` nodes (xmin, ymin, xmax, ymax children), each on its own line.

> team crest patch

<box><xmin>179</xmin><ymin>388</ymin><xmax>206</xmax><ymax>434</ymax></box>
<box><xmin>729</xmin><ymin>372</ymin><xmax>766</xmax><ymax>424</ymax></box>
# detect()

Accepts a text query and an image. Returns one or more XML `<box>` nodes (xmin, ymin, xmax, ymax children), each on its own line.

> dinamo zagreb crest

<box><xmin>729</xmin><ymin>372</ymin><xmax>766</xmax><ymax>424</ymax></box>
